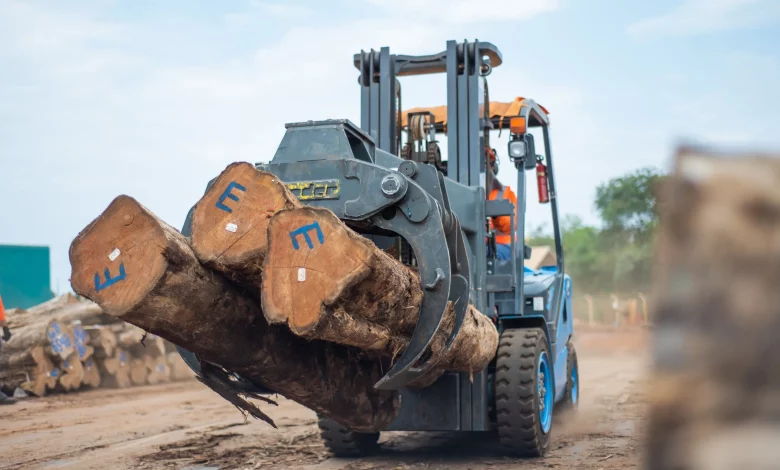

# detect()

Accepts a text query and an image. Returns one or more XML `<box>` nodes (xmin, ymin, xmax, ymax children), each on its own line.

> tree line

<box><xmin>528</xmin><ymin>167</ymin><xmax>663</xmax><ymax>295</ymax></box>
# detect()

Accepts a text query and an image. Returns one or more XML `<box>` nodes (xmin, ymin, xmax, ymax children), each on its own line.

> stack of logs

<box><xmin>68</xmin><ymin>162</ymin><xmax>499</xmax><ymax>431</ymax></box>
<box><xmin>0</xmin><ymin>294</ymin><xmax>194</xmax><ymax>397</ymax></box>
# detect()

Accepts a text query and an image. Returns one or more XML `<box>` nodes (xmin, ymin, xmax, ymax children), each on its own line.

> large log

<box><xmin>646</xmin><ymin>148</ymin><xmax>780</xmax><ymax>470</ymax></box>
<box><xmin>186</xmin><ymin>163</ymin><xmax>497</xmax><ymax>374</ymax></box>
<box><xmin>189</xmin><ymin>162</ymin><xmax>301</xmax><ymax>288</ymax></box>
<box><xmin>263</xmin><ymin>206</ymin><xmax>498</xmax><ymax>373</ymax></box>
<box><xmin>68</xmin><ymin>195</ymin><xmax>398</xmax><ymax>431</ymax></box>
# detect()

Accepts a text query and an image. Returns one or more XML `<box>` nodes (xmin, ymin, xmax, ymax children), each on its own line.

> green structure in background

<box><xmin>0</xmin><ymin>244</ymin><xmax>54</xmax><ymax>309</ymax></box>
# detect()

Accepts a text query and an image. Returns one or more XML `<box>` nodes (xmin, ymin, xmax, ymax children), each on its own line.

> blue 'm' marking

<box><xmin>95</xmin><ymin>263</ymin><xmax>126</xmax><ymax>292</ymax></box>
<box><xmin>289</xmin><ymin>221</ymin><xmax>325</xmax><ymax>250</ymax></box>
<box><xmin>215</xmin><ymin>181</ymin><xmax>246</xmax><ymax>213</ymax></box>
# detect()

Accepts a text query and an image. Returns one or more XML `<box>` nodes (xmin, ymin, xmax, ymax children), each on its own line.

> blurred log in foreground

<box><xmin>647</xmin><ymin>147</ymin><xmax>780</xmax><ymax>470</ymax></box>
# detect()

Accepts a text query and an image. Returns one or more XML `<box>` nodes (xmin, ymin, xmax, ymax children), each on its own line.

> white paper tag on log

<box><xmin>225</xmin><ymin>222</ymin><xmax>238</xmax><ymax>233</ymax></box>
<box><xmin>108</xmin><ymin>248</ymin><xmax>121</xmax><ymax>261</ymax></box>
<box><xmin>298</xmin><ymin>267</ymin><xmax>306</xmax><ymax>282</ymax></box>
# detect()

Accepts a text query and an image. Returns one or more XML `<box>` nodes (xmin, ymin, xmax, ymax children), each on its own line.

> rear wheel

<box><xmin>495</xmin><ymin>327</ymin><xmax>553</xmax><ymax>457</ymax></box>
<box><xmin>317</xmin><ymin>416</ymin><xmax>380</xmax><ymax>457</ymax></box>
<box><xmin>560</xmin><ymin>341</ymin><xmax>579</xmax><ymax>411</ymax></box>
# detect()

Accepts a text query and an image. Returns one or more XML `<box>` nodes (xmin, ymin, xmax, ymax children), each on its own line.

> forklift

<box><xmin>180</xmin><ymin>39</ymin><xmax>578</xmax><ymax>458</ymax></box>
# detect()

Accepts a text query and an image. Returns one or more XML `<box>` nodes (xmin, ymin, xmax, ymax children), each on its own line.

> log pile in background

<box><xmin>647</xmin><ymin>148</ymin><xmax>780</xmax><ymax>470</ymax></box>
<box><xmin>0</xmin><ymin>295</ymin><xmax>194</xmax><ymax>398</ymax></box>
<box><xmin>67</xmin><ymin>161</ymin><xmax>499</xmax><ymax>430</ymax></box>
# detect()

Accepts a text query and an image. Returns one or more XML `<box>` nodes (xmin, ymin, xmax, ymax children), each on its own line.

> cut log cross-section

<box><xmin>190</xmin><ymin>162</ymin><xmax>301</xmax><ymax>288</ymax></box>
<box><xmin>263</xmin><ymin>206</ymin><xmax>499</xmax><ymax>374</ymax></box>
<box><xmin>58</xmin><ymin>351</ymin><xmax>85</xmax><ymax>391</ymax></box>
<box><xmin>101</xmin><ymin>348</ymin><xmax>132</xmax><ymax>389</ymax></box>
<box><xmin>69</xmin><ymin>195</ymin><xmax>398</xmax><ymax>432</ymax></box>
<box><xmin>130</xmin><ymin>356</ymin><xmax>149</xmax><ymax>386</ymax></box>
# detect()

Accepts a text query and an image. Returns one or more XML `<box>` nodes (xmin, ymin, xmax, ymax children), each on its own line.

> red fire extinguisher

<box><xmin>536</xmin><ymin>161</ymin><xmax>550</xmax><ymax>204</ymax></box>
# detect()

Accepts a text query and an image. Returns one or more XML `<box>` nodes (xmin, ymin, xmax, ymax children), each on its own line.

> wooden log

<box><xmin>6</xmin><ymin>293</ymin><xmax>81</xmax><ymax>329</ymax></box>
<box><xmin>130</xmin><ymin>356</ymin><xmax>149</xmax><ymax>386</ymax></box>
<box><xmin>69</xmin><ymin>195</ymin><xmax>398</xmax><ymax>432</ymax></box>
<box><xmin>263</xmin><ymin>206</ymin><xmax>498</xmax><ymax>373</ymax></box>
<box><xmin>145</xmin><ymin>354</ymin><xmax>171</xmax><ymax>384</ymax></box>
<box><xmin>85</xmin><ymin>326</ymin><xmax>117</xmax><ymax>358</ymax></box>
<box><xmin>69</xmin><ymin>322</ymin><xmax>94</xmax><ymax>362</ymax></box>
<box><xmin>117</xmin><ymin>324</ymin><xmax>146</xmax><ymax>349</ymax></box>
<box><xmin>23</xmin><ymin>346</ymin><xmax>58</xmax><ymax>397</ymax></box>
<box><xmin>82</xmin><ymin>357</ymin><xmax>102</xmax><ymax>388</ymax></box>
<box><xmin>189</xmin><ymin>162</ymin><xmax>301</xmax><ymax>288</ymax></box>
<box><xmin>58</xmin><ymin>351</ymin><xmax>85</xmax><ymax>392</ymax></box>
<box><xmin>8</xmin><ymin>300</ymin><xmax>111</xmax><ymax>331</ymax></box>
<box><xmin>646</xmin><ymin>148</ymin><xmax>780</xmax><ymax>470</ymax></box>
<box><xmin>143</xmin><ymin>334</ymin><xmax>167</xmax><ymax>357</ymax></box>
<box><xmin>100</xmin><ymin>348</ymin><xmax>131</xmax><ymax>389</ymax></box>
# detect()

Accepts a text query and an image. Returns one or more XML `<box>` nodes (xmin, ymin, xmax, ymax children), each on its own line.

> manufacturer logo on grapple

<box><xmin>286</xmin><ymin>179</ymin><xmax>341</xmax><ymax>200</ymax></box>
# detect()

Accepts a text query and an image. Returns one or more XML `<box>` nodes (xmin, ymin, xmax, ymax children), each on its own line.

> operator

<box><xmin>0</xmin><ymin>293</ymin><xmax>17</xmax><ymax>405</ymax></box>
<box><xmin>487</xmin><ymin>148</ymin><xmax>518</xmax><ymax>261</ymax></box>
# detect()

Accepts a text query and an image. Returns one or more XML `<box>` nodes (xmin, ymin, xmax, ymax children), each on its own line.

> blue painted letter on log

<box><xmin>289</xmin><ymin>222</ymin><xmax>325</xmax><ymax>250</ymax></box>
<box><xmin>95</xmin><ymin>263</ymin><xmax>127</xmax><ymax>292</ymax></box>
<box><xmin>216</xmin><ymin>181</ymin><xmax>246</xmax><ymax>213</ymax></box>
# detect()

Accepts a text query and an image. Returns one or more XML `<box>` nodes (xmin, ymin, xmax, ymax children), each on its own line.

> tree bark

<box><xmin>646</xmin><ymin>148</ymin><xmax>780</xmax><ymax>470</ymax></box>
<box><xmin>263</xmin><ymin>206</ymin><xmax>498</xmax><ymax>374</ymax></box>
<box><xmin>69</xmin><ymin>195</ymin><xmax>398</xmax><ymax>431</ymax></box>
<box><xmin>189</xmin><ymin>162</ymin><xmax>301</xmax><ymax>288</ymax></box>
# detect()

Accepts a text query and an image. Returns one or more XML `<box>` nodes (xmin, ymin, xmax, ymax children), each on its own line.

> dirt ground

<box><xmin>0</xmin><ymin>325</ymin><xmax>650</xmax><ymax>470</ymax></box>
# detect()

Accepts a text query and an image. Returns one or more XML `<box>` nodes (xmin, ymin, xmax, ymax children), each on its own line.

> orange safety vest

<box><xmin>488</xmin><ymin>186</ymin><xmax>518</xmax><ymax>245</ymax></box>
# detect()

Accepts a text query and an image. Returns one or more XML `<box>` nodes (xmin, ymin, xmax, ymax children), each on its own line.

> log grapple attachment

<box><xmin>256</xmin><ymin>119</ymin><xmax>471</xmax><ymax>390</ymax></box>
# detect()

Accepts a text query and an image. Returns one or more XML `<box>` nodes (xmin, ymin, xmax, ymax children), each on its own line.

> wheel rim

<box><xmin>571</xmin><ymin>358</ymin><xmax>579</xmax><ymax>405</ymax></box>
<box><xmin>537</xmin><ymin>351</ymin><xmax>553</xmax><ymax>433</ymax></box>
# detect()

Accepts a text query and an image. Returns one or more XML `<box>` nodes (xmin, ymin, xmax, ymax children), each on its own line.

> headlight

<box><xmin>508</xmin><ymin>140</ymin><xmax>526</xmax><ymax>158</ymax></box>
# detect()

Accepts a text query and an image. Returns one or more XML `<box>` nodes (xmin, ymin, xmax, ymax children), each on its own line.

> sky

<box><xmin>1</xmin><ymin>0</ymin><xmax>779</xmax><ymax>294</ymax></box>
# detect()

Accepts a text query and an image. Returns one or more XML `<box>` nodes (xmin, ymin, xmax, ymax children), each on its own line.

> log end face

<box><xmin>262</xmin><ymin>207</ymin><xmax>373</xmax><ymax>333</ymax></box>
<box><xmin>69</xmin><ymin>195</ymin><xmax>168</xmax><ymax>317</ymax></box>
<box><xmin>191</xmin><ymin>162</ymin><xmax>299</xmax><ymax>270</ymax></box>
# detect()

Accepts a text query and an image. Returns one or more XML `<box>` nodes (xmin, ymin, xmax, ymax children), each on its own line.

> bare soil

<box><xmin>0</xmin><ymin>325</ymin><xmax>649</xmax><ymax>469</ymax></box>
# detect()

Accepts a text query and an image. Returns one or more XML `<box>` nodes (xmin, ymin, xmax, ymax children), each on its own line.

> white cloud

<box><xmin>0</xmin><ymin>0</ymin><xmax>124</xmax><ymax>58</ymax></box>
<box><xmin>627</xmin><ymin>0</ymin><xmax>780</xmax><ymax>38</ymax></box>
<box><xmin>366</xmin><ymin>0</ymin><xmax>560</xmax><ymax>23</ymax></box>
<box><xmin>224</xmin><ymin>0</ymin><xmax>314</xmax><ymax>26</ymax></box>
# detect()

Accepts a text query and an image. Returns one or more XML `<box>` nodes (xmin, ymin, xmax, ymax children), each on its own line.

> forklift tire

<box><xmin>495</xmin><ymin>327</ymin><xmax>552</xmax><ymax>457</ymax></box>
<box><xmin>559</xmin><ymin>341</ymin><xmax>579</xmax><ymax>411</ymax></box>
<box><xmin>317</xmin><ymin>416</ymin><xmax>380</xmax><ymax>457</ymax></box>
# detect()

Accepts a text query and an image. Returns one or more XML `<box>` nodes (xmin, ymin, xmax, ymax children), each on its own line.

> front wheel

<box><xmin>495</xmin><ymin>327</ymin><xmax>553</xmax><ymax>457</ymax></box>
<box><xmin>317</xmin><ymin>416</ymin><xmax>380</xmax><ymax>457</ymax></box>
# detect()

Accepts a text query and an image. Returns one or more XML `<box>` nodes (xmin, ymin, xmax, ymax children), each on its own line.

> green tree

<box><xmin>594</xmin><ymin>167</ymin><xmax>663</xmax><ymax>236</ymax></box>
